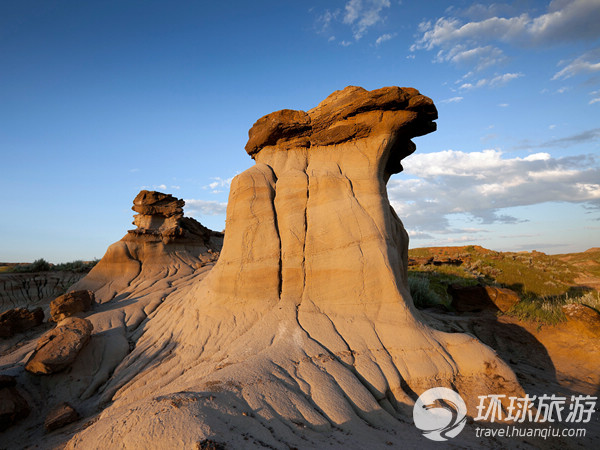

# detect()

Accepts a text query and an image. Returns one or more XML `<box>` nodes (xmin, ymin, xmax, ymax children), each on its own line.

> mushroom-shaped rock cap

<box><xmin>245</xmin><ymin>86</ymin><xmax>437</xmax><ymax>157</ymax></box>
<box><xmin>132</xmin><ymin>190</ymin><xmax>185</xmax><ymax>217</ymax></box>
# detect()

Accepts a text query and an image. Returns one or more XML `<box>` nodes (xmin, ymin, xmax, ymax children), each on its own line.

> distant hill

<box><xmin>408</xmin><ymin>245</ymin><xmax>600</xmax><ymax>297</ymax></box>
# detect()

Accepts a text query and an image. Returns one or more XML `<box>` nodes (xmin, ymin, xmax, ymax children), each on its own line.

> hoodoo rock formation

<box><xmin>65</xmin><ymin>87</ymin><xmax>523</xmax><ymax>448</ymax></box>
<box><xmin>71</xmin><ymin>190</ymin><xmax>223</xmax><ymax>302</ymax></box>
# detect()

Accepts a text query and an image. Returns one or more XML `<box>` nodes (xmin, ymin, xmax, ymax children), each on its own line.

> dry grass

<box><xmin>408</xmin><ymin>246</ymin><xmax>600</xmax><ymax>324</ymax></box>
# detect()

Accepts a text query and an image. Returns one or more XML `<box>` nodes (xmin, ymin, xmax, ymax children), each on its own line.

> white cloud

<box><xmin>498</xmin><ymin>103</ymin><xmax>509</xmax><ymax>107</ymax></box>
<box><xmin>412</xmin><ymin>15</ymin><xmax>529</xmax><ymax>52</ymax></box>
<box><xmin>459</xmin><ymin>72</ymin><xmax>523</xmax><ymax>90</ymax></box>
<box><xmin>204</xmin><ymin>176</ymin><xmax>234</xmax><ymax>193</ymax></box>
<box><xmin>416</xmin><ymin>0</ymin><xmax>600</xmax><ymax>49</ymax></box>
<box><xmin>493</xmin><ymin>72</ymin><xmax>523</xmax><ymax>85</ymax></box>
<box><xmin>412</xmin><ymin>0</ymin><xmax>600</xmax><ymax>71</ymax></box>
<box><xmin>388</xmin><ymin>149</ymin><xmax>600</xmax><ymax>234</ymax></box>
<box><xmin>439</xmin><ymin>45</ymin><xmax>506</xmax><ymax>71</ymax></box>
<box><xmin>340</xmin><ymin>40</ymin><xmax>352</xmax><ymax>47</ymax></box>
<box><xmin>343</xmin><ymin>0</ymin><xmax>361</xmax><ymax>24</ymax></box>
<box><xmin>184</xmin><ymin>199</ymin><xmax>228</xmax><ymax>217</ymax></box>
<box><xmin>441</xmin><ymin>96</ymin><xmax>463</xmax><ymax>103</ymax></box>
<box><xmin>375</xmin><ymin>32</ymin><xmax>394</xmax><ymax>45</ymax></box>
<box><xmin>552</xmin><ymin>48</ymin><xmax>600</xmax><ymax>80</ymax></box>
<box><xmin>528</xmin><ymin>0</ymin><xmax>600</xmax><ymax>43</ymax></box>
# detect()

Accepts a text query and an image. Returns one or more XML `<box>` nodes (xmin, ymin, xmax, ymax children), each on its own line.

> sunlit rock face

<box><xmin>67</xmin><ymin>87</ymin><xmax>522</xmax><ymax>449</ymax></box>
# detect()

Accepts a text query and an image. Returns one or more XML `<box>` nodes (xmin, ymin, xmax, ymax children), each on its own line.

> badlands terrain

<box><xmin>1</xmin><ymin>86</ymin><xmax>599</xmax><ymax>449</ymax></box>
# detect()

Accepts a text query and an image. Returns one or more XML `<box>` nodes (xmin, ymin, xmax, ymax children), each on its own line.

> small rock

<box><xmin>562</xmin><ymin>303</ymin><xmax>600</xmax><ymax>335</ymax></box>
<box><xmin>25</xmin><ymin>317</ymin><xmax>93</xmax><ymax>375</ymax></box>
<box><xmin>44</xmin><ymin>402</ymin><xmax>80</xmax><ymax>432</ymax></box>
<box><xmin>0</xmin><ymin>376</ymin><xmax>30</xmax><ymax>431</ymax></box>
<box><xmin>50</xmin><ymin>290</ymin><xmax>94</xmax><ymax>322</ymax></box>
<box><xmin>0</xmin><ymin>307</ymin><xmax>44</xmax><ymax>338</ymax></box>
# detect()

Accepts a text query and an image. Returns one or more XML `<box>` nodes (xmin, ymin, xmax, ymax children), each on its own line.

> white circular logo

<box><xmin>413</xmin><ymin>387</ymin><xmax>467</xmax><ymax>441</ymax></box>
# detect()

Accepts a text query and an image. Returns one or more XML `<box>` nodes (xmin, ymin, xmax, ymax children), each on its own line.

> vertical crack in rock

<box><xmin>272</xmin><ymin>177</ymin><xmax>283</xmax><ymax>300</ymax></box>
<box><xmin>301</xmin><ymin>166</ymin><xmax>310</xmax><ymax>307</ymax></box>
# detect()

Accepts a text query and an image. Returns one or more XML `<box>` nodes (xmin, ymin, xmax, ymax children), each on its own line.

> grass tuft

<box><xmin>408</xmin><ymin>274</ymin><xmax>447</xmax><ymax>309</ymax></box>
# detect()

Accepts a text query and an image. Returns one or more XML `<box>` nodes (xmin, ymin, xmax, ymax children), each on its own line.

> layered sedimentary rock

<box><xmin>0</xmin><ymin>271</ymin><xmax>86</xmax><ymax>311</ymax></box>
<box><xmin>67</xmin><ymin>87</ymin><xmax>522</xmax><ymax>449</ymax></box>
<box><xmin>129</xmin><ymin>190</ymin><xmax>215</xmax><ymax>244</ymax></box>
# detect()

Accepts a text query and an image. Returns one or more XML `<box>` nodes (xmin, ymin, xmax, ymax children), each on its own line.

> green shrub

<box><xmin>54</xmin><ymin>259</ymin><xmax>99</xmax><ymax>273</ymax></box>
<box><xmin>408</xmin><ymin>274</ymin><xmax>445</xmax><ymax>309</ymax></box>
<box><xmin>13</xmin><ymin>258</ymin><xmax>51</xmax><ymax>273</ymax></box>
<box><xmin>8</xmin><ymin>258</ymin><xmax>99</xmax><ymax>274</ymax></box>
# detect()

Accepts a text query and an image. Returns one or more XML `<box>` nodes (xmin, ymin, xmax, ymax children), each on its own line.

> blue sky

<box><xmin>1</xmin><ymin>0</ymin><xmax>599</xmax><ymax>262</ymax></box>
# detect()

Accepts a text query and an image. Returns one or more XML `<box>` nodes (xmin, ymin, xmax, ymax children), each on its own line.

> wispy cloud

<box><xmin>441</xmin><ymin>96</ymin><xmax>463</xmax><ymax>103</ymax></box>
<box><xmin>343</xmin><ymin>0</ymin><xmax>391</xmax><ymax>40</ymax></box>
<box><xmin>388</xmin><ymin>149</ymin><xmax>600</xmax><ymax>235</ymax></box>
<box><xmin>204</xmin><ymin>176</ymin><xmax>234</xmax><ymax>194</ymax></box>
<box><xmin>516</xmin><ymin>127</ymin><xmax>600</xmax><ymax>149</ymax></box>
<box><xmin>439</xmin><ymin>45</ymin><xmax>506</xmax><ymax>71</ymax></box>
<box><xmin>375</xmin><ymin>32</ymin><xmax>395</xmax><ymax>46</ymax></box>
<box><xmin>459</xmin><ymin>72</ymin><xmax>523</xmax><ymax>90</ymax></box>
<box><xmin>539</xmin><ymin>127</ymin><xmax>600</xmax><ymax>147</ymax></box>
<box><xmin>590</xmin><ymin>89</ymin><xmax>600</xmax><ymax>104</ymax></box>
<box><xmin>552</xmin><ymin>48</ymin><xmax>600</xmax><ymax>80</ymax></box>
<box><xmin>315</xmin><ymin>0</ymin><xmax>391</xmax><ymax>43</ymax></box>
<box><xmin>315</xmin><ymin>8</ymin><xmax>340</xmax><ymax>35</ymax></box>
